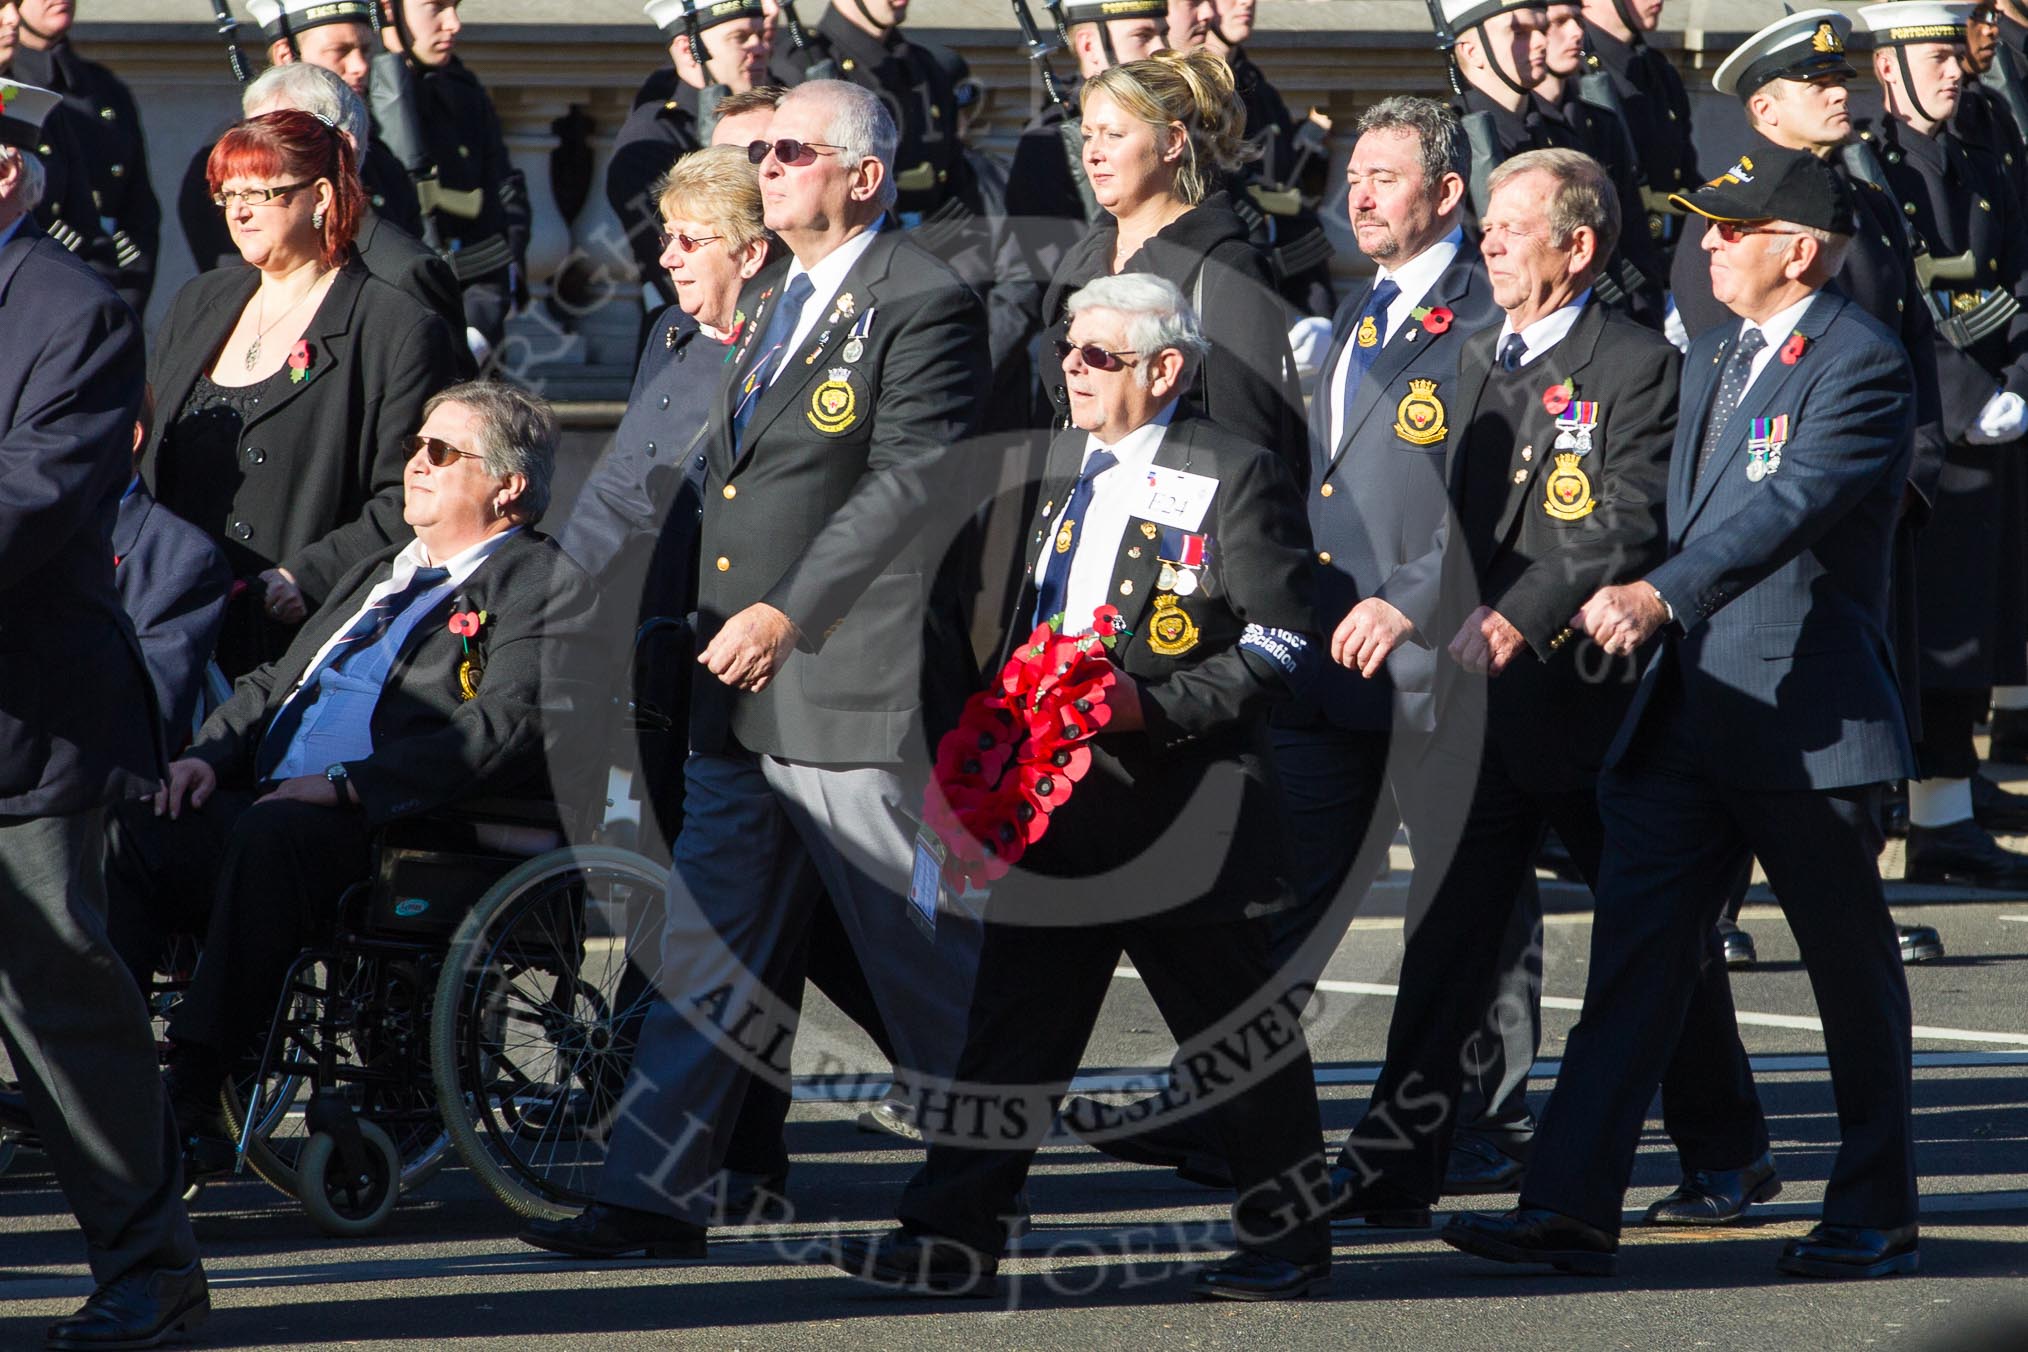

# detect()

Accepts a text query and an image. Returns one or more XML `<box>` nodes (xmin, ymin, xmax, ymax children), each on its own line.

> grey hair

<box><xmin>1355</xmin><ymin>96</ymin><xmax>1468</xmax><ymax>202</ymax></box>
<box><xmin>244</xmin><ymin>62</ymin><xmax>372</xmax><ymax>155</ymax></box>
<box><xmin>1065</xmin><ymin>271</ymin><xmax>1210</xmax><ymax>390</ymax></box>
<box><xmin>1776</xmin><ymin>223</ymin><xmax>1851</xmax><ymax>278</ymax></box>
<box><xmin>782</xmin><ymin>79</ymin><xmax>899</xmax><ymax>212</ymax></box>
<box><xmin>0</xmin><ymin>146</ymin><xmax>47</xmax><ymax>214</ymax></box>
<box><xmin>421</xmin><ymin>381</ymin><xmax>559</xmax><ymax>523</ymax></box>
<box><xmin>1487</xmin><ymin>146</ymin><xmax>1620</xmax><ymax>267</ymax></box>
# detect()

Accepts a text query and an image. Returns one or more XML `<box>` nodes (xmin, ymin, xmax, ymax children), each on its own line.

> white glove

<box><xmin>1969</xmin><ymin>388</ymin><xmax>2028</xmax><ymax>445</ymax></box>
<box><xmin>465</xmin><ymin>326</ymin><xmax>494</xmax><ymax>370</ymax></box>
<box><xmin>1662</xmin><ymin>296</ymin><xmax>1690</xmax><ymax>354</ymax></box>
<box><xmin>1287</xmin><ymin>316</ymin><xmax>1334</xmax><ymax>391</ymax></box>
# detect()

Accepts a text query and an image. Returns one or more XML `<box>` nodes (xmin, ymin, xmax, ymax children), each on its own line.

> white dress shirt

<box><xmin>1493</xmin><ymin>289</ymin><xmax>1593</xmax><ymax>368</ymax></box>
<box><xmin>1734</xmin><ymin>292</ymin><xmax>1816</xmax><ymax>403</ymax></box>
<box><xmin>1035</xmin><ymin>402</ymin><xmax>1179</xmax><ymax>634</ymax></box>
<box><xmin>1327</xmin><ymin>227</ymin><xmax>1463</xmax><ymax>451</ymax></box>
<box><xmin>268</xmin><ymin>528</ymin><xmax>520</xmax><ymax>779</ymax></box>
<box><xmin>769</xmin><ymin>216</ymin><xmax>884</xmax><ymax>388</ymax></box>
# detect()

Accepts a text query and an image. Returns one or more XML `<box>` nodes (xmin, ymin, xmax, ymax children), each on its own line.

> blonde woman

<box><xmin>1039</xmin><ymin>47</ymin><xmax>1306</xmax><ymax>474</ymax></box>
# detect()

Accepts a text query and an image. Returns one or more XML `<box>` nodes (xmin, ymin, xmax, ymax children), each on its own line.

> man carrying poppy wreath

<box><xmin>829</xmin><ymin>271</ymin><xmax>1336</xmax><ymax>1303</ymax></box>
<box><xmin>90</xmin><ymin>380</ymin><xmax>597</xmax><ymax>1186</ymax></box>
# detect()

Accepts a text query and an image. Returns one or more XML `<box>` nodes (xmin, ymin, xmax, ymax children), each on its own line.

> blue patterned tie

<box><xmin>730</xmin><ymin>272</ymin><xmax>815</xmax><ymax>447</ymax></box>
<box><xmin>256</xmin><ymin>565</ymin><xmax>449</xmax><ymax>779</ymax></box>
<box><xmin>1695</xmin><ymin>326</ymin><xmax>1767</xmax><ymax>483</ymax></box>
<box><xmin>1032</xmin><ymin>448</ymin><xmax>1118</xmax><ymax>630</ymax></box>
<box><xmin>1339</xmin><ymin>278</ymin><xmax>1401</xmax><ymax>423</ymax></box>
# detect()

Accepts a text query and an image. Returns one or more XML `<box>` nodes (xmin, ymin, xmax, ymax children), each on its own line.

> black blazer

<box><xmin>113</xmin><ymin>484</ymin><xmax>232</xmax><ymax>752</ymax></box>
<box><xmin>353</xmin><ymin>211</ymin><xmax>470</xmax><ymax>376</ymax></box>
<box><xmin>0</xmin><ymin>225</ymin><xmax>161</xmax><ymax>817</ymax></box>
<box><xmin>187</xmin><ymin>529</ymin><xmax>598</xmax><ymax>827</ymax></box>
<box><xmin>1408</xmin><ymin>301</ymin><xmax>1676</xmax><ymax>789</ymax></box>
<box><xmin>1041</xmin><ymin>194</ymin><xmax>1306</xmax><ymax>483</ymax></box>
<box><xmin>694</xmin><ymin>226</ymin><xmax>990</xmax><ymax>767</ymax></box>
<box><xmin>988</xmin><ymin>415</ymin><xmax>1317</xmax><ymax>927</ymax></box>
<box><xmin>142</xmin><ymin>258</ymin><xmax>461</xmax><ymax>609</ymax></box>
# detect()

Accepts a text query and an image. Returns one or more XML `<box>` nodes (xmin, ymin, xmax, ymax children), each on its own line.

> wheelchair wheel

<box><xmin>297</xmin><ymin>1119</ymin><xmax>401</xmax><ymax>1237</ymax></box>
<box><xmin>222</xmin><ymin>957</ymin><xmax>453</xmax><ymax>1201</ymax></box>
<box><xmin>431</xmin><ymin>845</ymin><xmax>667</xmax><ymax>1220</ymax></box>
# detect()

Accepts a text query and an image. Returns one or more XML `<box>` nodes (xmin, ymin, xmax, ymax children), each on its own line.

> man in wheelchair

<box><xmin>101</xmin><ymin>380</ymin><xmax>597</xmax><ymax>1183</ymax></box>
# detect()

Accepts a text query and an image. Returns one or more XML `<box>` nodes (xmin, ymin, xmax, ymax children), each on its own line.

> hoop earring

<box><xmin>313</xmin><ymin>208</ymin><xmax>326</xmax><ymax>229</ymax></box>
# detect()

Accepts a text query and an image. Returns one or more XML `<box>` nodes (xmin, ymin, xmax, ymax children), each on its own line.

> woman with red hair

<box><xmin>143</xmin><ymin>108</ymin><xmax>459</xmax><ymax>674</ymax></box>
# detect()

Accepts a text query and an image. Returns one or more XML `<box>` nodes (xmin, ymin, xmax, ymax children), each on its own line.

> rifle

<box><xmin>778</xmin><ymin>1</ymin><xmax>840</xmax><ymax>81</ymax></box>
<box><xmin>1841</xmin><ymin>138</ymin><xmax>2018</xmax><ymax>350</ymax></box>
<box><xmin>1040</xmin><ymin>0</ymin><xmax>1074</xmax><ymax>48</ymax></box>
<box><xmin>367</xmin><ymin>0</ymin><xmax>445</xmax><ymax>250</ymax></box>
<box><xmin>681</xmin><ymin>6</ymin><xmax>730</xmax><ymax>141</ymax></box>
<box><xmin>1012</xmin><ymin>0</ymin><xmax>1100</xmax><ymax>223</ymax></box>
<box><xmin>204</xmin><ymin>0</ymin><xmax>252</xmax><ymax>86</ymax></box>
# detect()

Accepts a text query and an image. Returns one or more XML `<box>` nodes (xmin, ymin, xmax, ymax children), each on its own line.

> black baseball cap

<box><xmin>1668</xmin><ymin>143</ymin><xmax>1855</xmax><ymax>236</ymax></box>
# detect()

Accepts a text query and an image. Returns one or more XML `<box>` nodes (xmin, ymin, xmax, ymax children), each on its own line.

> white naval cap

<box><xmin>246</xmin><ymin>0</ymin><xmax>376</xmax><ymax>43</ymax></box>
<box><xmin>1435</xmin><ymin>0</ymin><xmax>1548</xmax><ymax>39</ymax></box>
<box><xmin>1712</xmin><ymin>8</ymin><xmax>1857</xmax><ymax>98</ymax></box>
<box><xmin>644</xmin><ymin>0</ymin><xmax>765</xmax><ymax>37</ymax></box>
<box><xmin>1060</xmin><ymin>0</ymin><xmax>1171</xmax><ymax>22</ymax></box>
<box><xmin>0</xmin><ymin>80</ymin><xmax>61</xmax><ymax>154</ymax></box>
<box><xmin>1856</xmin><ymin>3</ymin><xmax>1974</xmax><ymax>46</ymax></box>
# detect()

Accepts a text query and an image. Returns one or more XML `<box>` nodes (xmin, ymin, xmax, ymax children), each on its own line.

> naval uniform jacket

<box><xmin>0</xmin><ymin>223</ymin><xmax>161</xmax><ymax>817</ymax></box>
<box><xmin>186</xmin><ymin>530</ymin><xmax>597</xmax><ymax>828</ymax></box>
<box><xmin>692</xmin><ymin>227</ymin><xmax>989</xmax><ymax>767</ymax></box>
<box><xmin>1402</xmin><ymin>301</ymin><xmax>1676</xmax><ymax>789</ymax></box>
<box><xmin>990</xmin><ymin>415</ymin><xmax>1318</xmax><ymax>927</ymax></box>
<box><xmin>1618</xmin><ymin>288</ymin><xmax>1916</xmax><ymax>790</ymax></box>
<box><xmin>9</xmin><ymin>39</ymin><xmax>161</xmax><ymax>313</ymax></box>
<box><xmin>605</xmin><ymin>75</ymin><xmax>707</xmax><ymax>311</ymax></box>
<box><xmin>142</xmin><ymin>257</ymin><xmax>462</xmax><ymax>610</ymax></box>
<box><xmin>1296</xmin><ymin>238</ymin><xmax>1500</xmax><ymax>735</ymax></box>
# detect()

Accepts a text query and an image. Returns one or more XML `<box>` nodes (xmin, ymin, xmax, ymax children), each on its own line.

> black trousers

<box><xmin>1521</xmin><ymin>682</ymin><xmax>1917</xmax><ymax>1235</ymax></box>
<box><xmin>0</xmin><ymin>808</ymin><xmax>198</xmax><ymax>1285</ymax></box>
<box><xmin>897</xmin><ymin>913</ymin><xmax>1331</xmax><ymax>1265</ymax></box>
<box><xmin>105</xmin><ymin>790</ymin><xmax>373</xmax><ymax>1066</ymax></box>
<box><xmin>1916</xmin><ymin>685</ymin><xmax>1989</xmax><ymax>781</ymax></box>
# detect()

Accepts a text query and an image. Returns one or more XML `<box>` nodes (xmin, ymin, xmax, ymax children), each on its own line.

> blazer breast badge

<box><xmin>808</xmin><ymin>369</ymin><xmax>859</xmax><ymax>434</ymax></box>
<box><xmin>1543</xmin><ymin>453</ymin><xmax>1596</xmax><ymax>521</ymax></box>
<box><xmin>1146</xmin><ymin>594</ymin><xmax>1201</xmax><ymax>657</ymax></box>
<box><xmin>1394</xmin><ymin>378</ymin><xmax>1447</xmax><ymax>446</ymax></box>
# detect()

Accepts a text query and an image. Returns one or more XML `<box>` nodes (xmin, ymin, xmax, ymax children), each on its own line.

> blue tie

<box><xmin>1339</xmin><ymin>278</ymin><xmax>1401</xmax><ymax>424</ymax></box>
<box><xmin>1499</xmin><ymin>333</ymin><xmax>1528</xmax><ymax>372</ymax></box>
<box><xmin>256</xmin><ymin>565</ymin><xmax>449</xmax><ymax>780</ymax></box>
<box><xmin>730</xmin><ymin>273</ymin><xmax>815</xmax><ymax>448</ymax></box>
<box><xmin>1033</xmin><ymin>448</ymin><xmax>1118</xmax><ymax>630</ymax></box>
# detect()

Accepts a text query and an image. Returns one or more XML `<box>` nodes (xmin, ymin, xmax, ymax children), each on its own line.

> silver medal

<box><xmin>1158</xmin><ymin>563</ymin><xmax>1179</xmax><ymax>591</ymax></box>
<box><xmin>1554</xmin><ymin>430</ymin><xmax>1577</xmax><ymax>451</ymax></box>
<box><xmin>1746</xmin><ymin>457</ymin><xmax>1766</xmax><ymax>482</ymax></box>
<box><xmin>843</xmin><ymin>337</ymin><xmax>864</xmax><ymax>364</ymax></box>
<box><xmin>1173</xmin><ymin>568</ymin><xmax>1200</xmax><ymax>597</ymax></box>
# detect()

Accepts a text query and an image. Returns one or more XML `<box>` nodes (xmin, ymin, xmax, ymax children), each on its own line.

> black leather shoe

<box><xmin>45</xmin><ymin>1260</ymin><xmax>208</xmax><ymax>1350</ymax></box>
<box><xmin>1988</xmin><ymin>709</ymin><xmax>2028</xmax><ymax>765</ymax></box>
<box><xmin>1897</xmin><ymin>922</ymin><xmax>1945</xmax><ymax>965</ymax></box>
<box><xmin>1972</xmin><ymin>772</ymin><xmax>2028</xmax><ymax>834</ymax></box>
<box><xmin>830</xmin><ymin>1227</ymin><xmax>999</xmax><ymax>1297</ymax></box>
<box><xmin>1719</xmin><ymin>922</ymin><xmax>1758</xmax><ymax>969</ymax></box>
<box><xmin>714</xmin><ymin>1170</ymin><xmax>792</xmax><ymax>1226</ymax></box>
<box><xmin>1904</xmin><ymin>820</ymin><xmax>2028</xmax><ymax>889</ymax></box>
<box><xmin>519</xmin><ymin>1202</ymin><xmax>706</xmax><ymax>1259</ymax></box>
<box><xmin>1443</xmin><ymin>1137</ymin><xmax>1528</xmax><ymax>1195</ymax></box>
<box><xmin>1441</xmin><ymin>1207</ymin><xmax>1618</xmax><ymax>1276</ymax></box>
<box><xmin>1192</xmin><ymin>1250</ymin><xmax>1331</xmax><ymax>1301</ymax></box>
<box><xmin>1321</xmin><ymin>1165</ymin><xmax>1433</xmax><ymax>1228</ymax></box>
<box><xmin>1776</xmin><ymin>1223</ymin><xmax>1919</xmax><ymax>1278</ymax></box>
<box><xmin>1060</xmin><ymin>1096</ymin><xmax>1232</xmax><ymax>1187</ymax></box>
<box><xmin>1643</xmin><ymin>1152</ymin><xmax>1781</xmax><ymax>1225</ymax></box>
<box><xmin>855</xmin><ymin>1095</ymin><xmax>923</xmax><ymax>1142</ymax></box>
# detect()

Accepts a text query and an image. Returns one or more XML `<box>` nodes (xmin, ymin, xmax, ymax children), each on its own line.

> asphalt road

<box><xmin>4</xmin><ymin>861</ymin><xmax>2025</xmax><ymax>1351</ymax></box>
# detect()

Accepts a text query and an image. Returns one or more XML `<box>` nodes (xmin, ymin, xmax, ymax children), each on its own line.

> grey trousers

<box><xmin>598</xmin><ymin>749</ymin><xmax>981</xmax><ymax>1224</ymax></box>
<box><xmin>0</xmin><ymin>808</ymin><xmax>197</xmax><ymax>1284</ymax></box>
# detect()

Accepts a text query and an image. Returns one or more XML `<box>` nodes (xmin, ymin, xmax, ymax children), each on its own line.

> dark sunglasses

<box><xmin>747</xmin><ymin>137</ymin><xmax>845</xmax><ymax>167</ymax></box>
<box><xmin>1711</xmin><ymin>220</ymin><xmax>1802</xmax><ymax>244</ymax></box>
<box><xmin>403</xmin><ymin>434</ymin><xmax>485</xmax><ymax>467</ymax></box>
<box><xmin>1051</xmin><ymin>338</ymin><xmax>1140</xmax><ymax>372</ymax></box>
<box><xmin>658</xmin><ymin>229</ymin><xmax>723</xmax><ymax>253</ymax></box>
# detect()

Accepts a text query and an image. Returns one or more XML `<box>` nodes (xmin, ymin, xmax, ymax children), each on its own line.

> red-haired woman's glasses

<box><xmin>212</xmin><ymin>180</ymin><xmax>315</xmax><ymax>209</ymax></box>
<box><xmin>1051</xmin><ymin>338</ymin><xmax>1140</xmax><ymax>372</ymax></box>
<box><xmin>402</xmin><ymin>435</ymin><xmax>485</xmax><ymax>467</ymax></box>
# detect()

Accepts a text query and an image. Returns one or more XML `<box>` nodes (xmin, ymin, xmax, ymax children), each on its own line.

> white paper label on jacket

<box><xmin>1135</xmin><ymin>467</ymin><xmax>1219</xmax><ymax>532</ymax></box>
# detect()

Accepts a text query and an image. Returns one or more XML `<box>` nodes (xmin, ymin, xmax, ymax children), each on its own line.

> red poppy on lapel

<box><xmin>288</xmin><ymin>340</ymin><xmax>314</xmax><ymax>384</ymax></box>
<box><xmin>1414</xmin><ymin>305</ymin><xmax>1454</xmax><ymax>334</ymax></box>
<box><xmin>1779</xmin><ymin>332</ymin><xmax>1807</xmax><ymax>366</ymax></box>
<box><xmin>1542</xmin><ymin>377</ymin><xmax>1575</xmax><ymax>416</ymax></box>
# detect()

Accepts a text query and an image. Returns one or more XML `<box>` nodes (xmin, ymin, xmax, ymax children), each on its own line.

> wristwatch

<box><xmin>324</xmin><ymin>763</ymin><xmax>352</xmax><ymax>801</ymax></box>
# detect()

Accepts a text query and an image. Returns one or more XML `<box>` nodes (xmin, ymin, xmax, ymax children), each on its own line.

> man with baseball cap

<box><xmin>1445</xmin><ymin>146</ymin><xmax>1924</xmax><ymax>1282</ymax></box>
